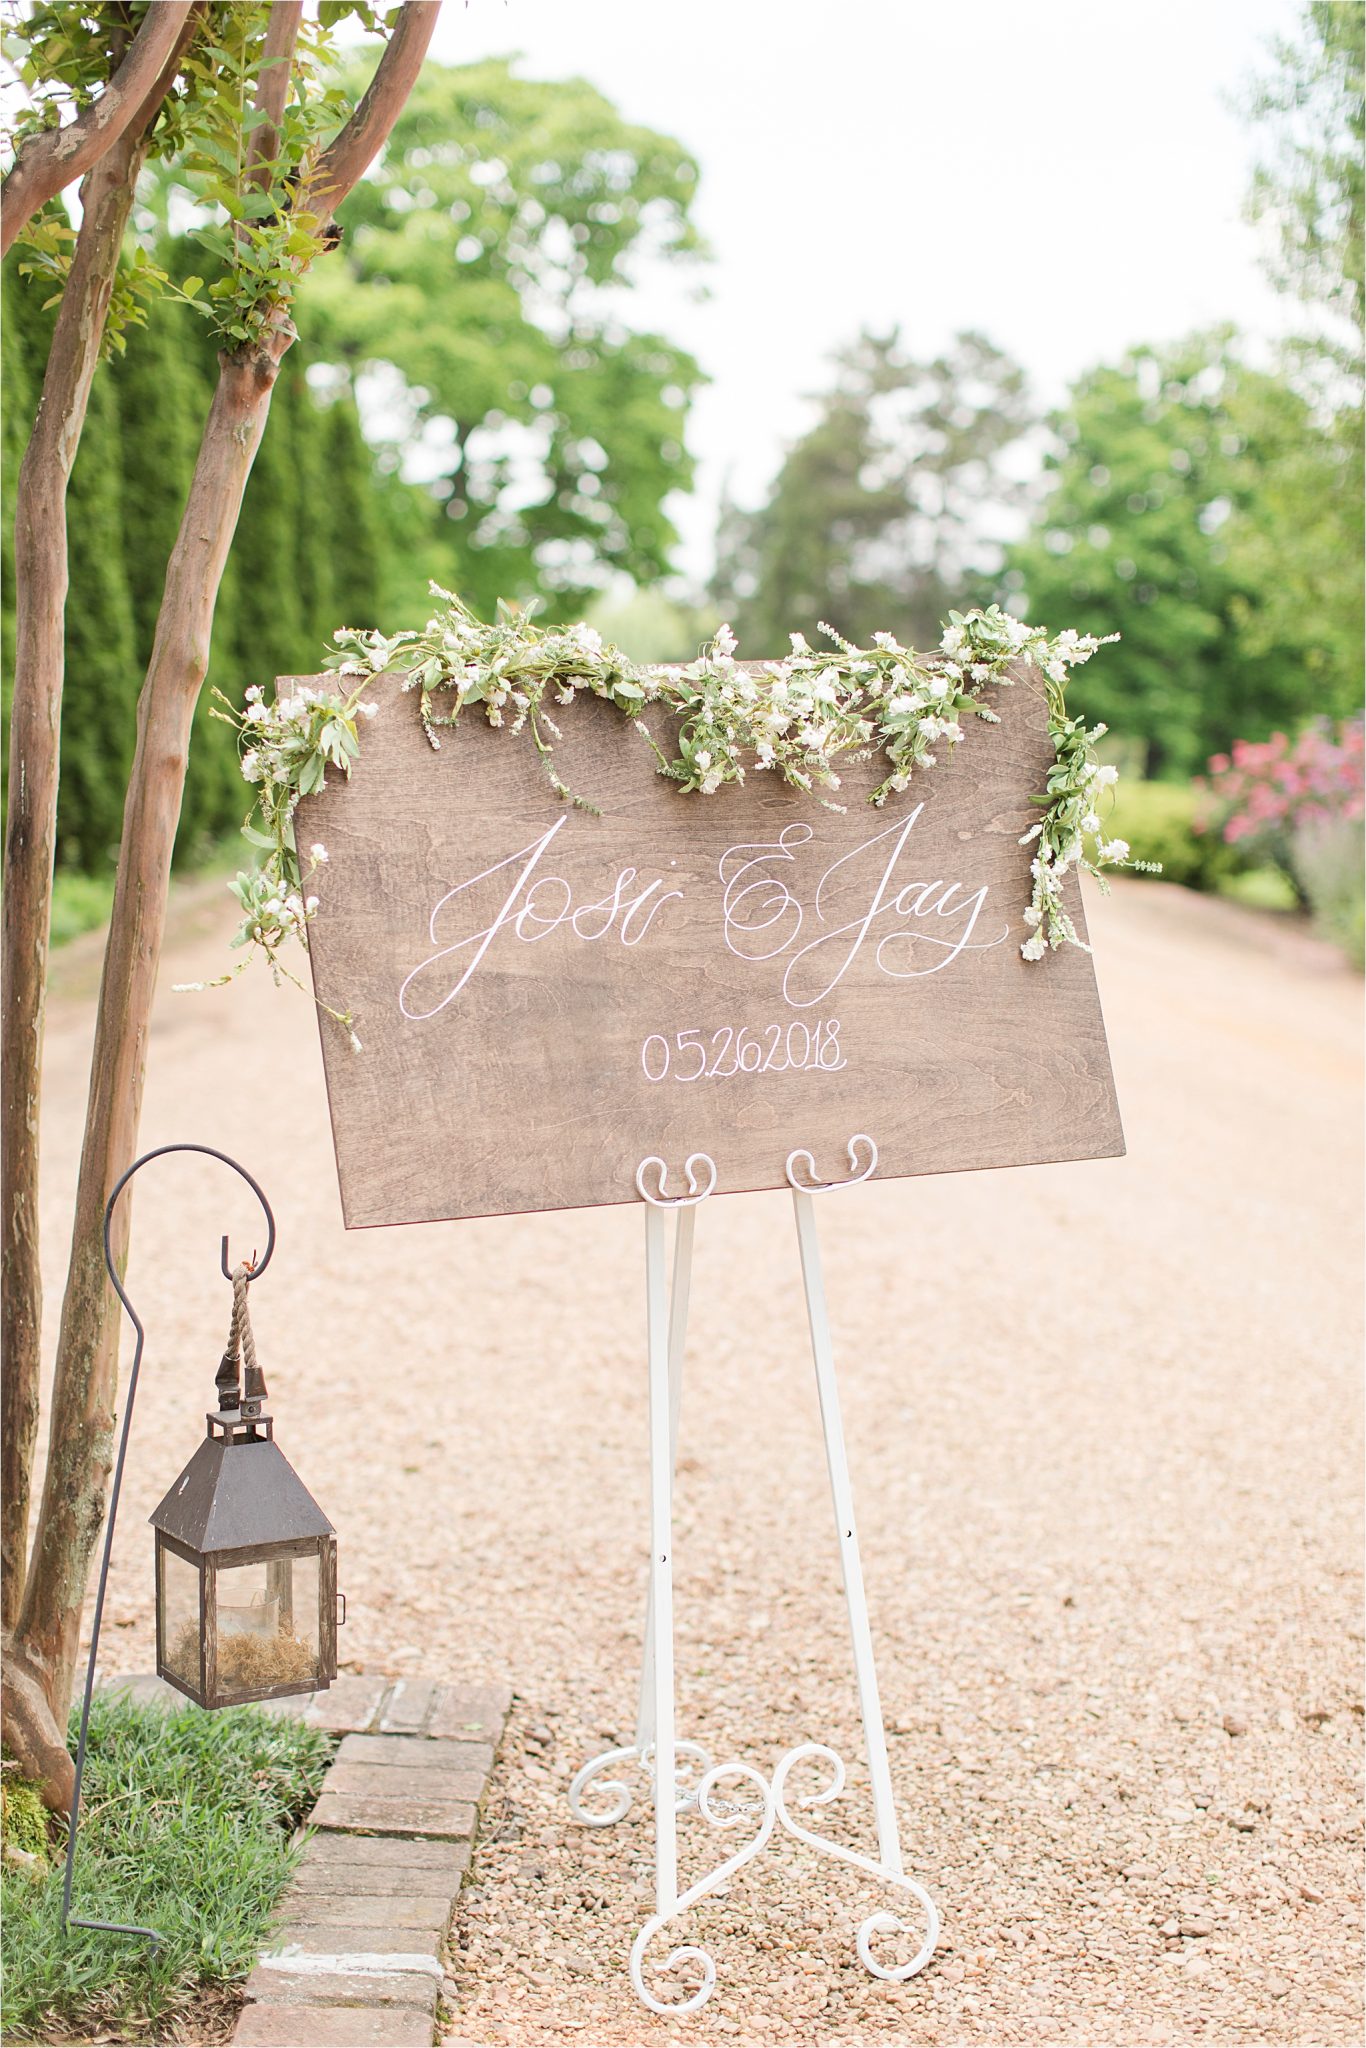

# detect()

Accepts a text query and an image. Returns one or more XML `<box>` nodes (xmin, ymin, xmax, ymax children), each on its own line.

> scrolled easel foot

<box><xmin>772</xmin><ymin>1742</ymin><xmax>940</xmax><ymax>1983</ymax></box>
<box><xmin>566</xmin><ymin>1745</ymin><xmax>638</xmax><ymax>1827</ymax></box>
<box><xmin>627</xmin><ymin>1759</ymin><xmax>776</xmax><ymax>2015</ymax></box>
<box><xmin>629</xmin><ymin>1925</ymin><xmax>718</xmax><ymax>2017</ymax></box>
<box><xmin>857</xmin><ymin>1904</ymin><xmax>939</xmax><ymax>1983</ymax></box>
<box><xmin>567</xmin><ymin>1738</ymin><xmax>715</xmax><ymax>1827</ymax></box>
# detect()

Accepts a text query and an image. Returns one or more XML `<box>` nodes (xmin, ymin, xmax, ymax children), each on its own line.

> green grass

<box><xmin>1101</xmin><ymin>773</ymin><xmax>1303</xmax><ymax>911</ymax></box>
<box><xmin>1218</xmin><ymin>866</ymin><xmax>1300</xmax><ymax>912</ymax></box>
<box><xmin>50</xmin><ymin>870</ymin><xmax>116</xmax><ymax>948</ymax></box>
<box><xmin>50</xmin><ymin>835</ymin><xmax>245</xmax><ymax>949</ymax></box>
<box><xmin>1</xmin><ymin>1694</ymin><xmax>335</xmax><ymax>2043</ymax></box>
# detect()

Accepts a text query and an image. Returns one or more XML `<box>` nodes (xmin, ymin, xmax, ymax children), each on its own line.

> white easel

<box><xmin>568</xmin><ymin>1135</ymin><xmax>940</xmax><ymax>2016</ymax></box>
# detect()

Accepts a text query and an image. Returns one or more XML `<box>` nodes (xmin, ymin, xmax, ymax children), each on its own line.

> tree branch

<box><xmin>0</xmin><ymin>5</ymin><xmax>196</xmax><ymax>1649</ymax></box>
<box><xmin>0</xmin><ymin>1</ymin><xmax>195</xmax><ymax>258</ymax></box>
<box><xmin>14</xmin><ymin>313</ymin><xmax>297</xmax><ymax>1726</ymax></box>
<box><xmin>1</xmin><ymin>131</ymin><xmax>152</xmax><ymax>1639</ymax></box>
<box><xmin>246</xmin><ymin>1</ymin><xmax>303</xmax><ymax>192</ymax></box>
<box><xmin>309</xmin><ymin>0</ymin><xmax>440</xmax><ymax>215</ymax></box>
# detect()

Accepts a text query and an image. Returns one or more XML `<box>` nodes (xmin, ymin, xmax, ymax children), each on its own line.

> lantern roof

<box><xmin>149</xmin><ymin>1432</ymin><xmax>334</xmax><ymax>1554</ymax></box>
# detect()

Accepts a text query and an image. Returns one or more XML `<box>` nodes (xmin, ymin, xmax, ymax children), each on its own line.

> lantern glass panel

<box><xmin>214</xmin><ymin>1553</ymin><xmax>320</xmax><ymax>1697</ymax></box>
<box><xmin>159</xmin><ymin>1544</ymin><xmax>202</xmax><ymax>1693</ymax></box>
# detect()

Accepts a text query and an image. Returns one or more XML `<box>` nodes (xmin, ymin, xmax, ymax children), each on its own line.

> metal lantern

<box><xmin>149</xmin><ymin>1265</ymin><xmax>339</xmax><ymax>1711</ymax></box>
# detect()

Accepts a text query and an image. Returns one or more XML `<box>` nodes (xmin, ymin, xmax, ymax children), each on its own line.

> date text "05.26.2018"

<box><xmin>640</xmin><ymin>1020</ymin><xmax>847</xmax><ymax>1084</ymax></box>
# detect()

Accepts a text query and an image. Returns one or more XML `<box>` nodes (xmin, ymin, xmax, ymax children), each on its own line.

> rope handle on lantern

<box><xmin>217</xmin><ymin>1263</ymin><xmax>268</xmax><ymax>1411</ymax></box>
<box><xmin>62</xmin><ymin>1144</ymin><xmax>276</xmax><ymax>1944</ymax></box>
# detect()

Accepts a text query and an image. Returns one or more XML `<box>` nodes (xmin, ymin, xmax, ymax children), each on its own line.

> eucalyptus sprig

<box><xmin>203</xmin><ymin>591</ymin><xmax>1154</xmax><ymax>1042</ymax></box>
<box><xmin>328</xmin><ymin>588</ymin><xmax>1151</xmax><ymax>951</ymax></box>
<box><xmin>174</xmin><ymin>675</ymin><xmax>377</xmax><ymax>1046</ymax></box>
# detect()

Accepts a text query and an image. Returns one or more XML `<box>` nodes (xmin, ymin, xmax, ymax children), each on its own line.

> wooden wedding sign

<box><xmin>297</xmin><ymin>669</ymin><xmax>1123</xmax><ymax>1227</ymax></box>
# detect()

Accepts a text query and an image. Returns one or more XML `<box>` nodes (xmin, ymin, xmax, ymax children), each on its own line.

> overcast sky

<box><xmin>430</xmin><ymin>0</ymin><xmax>1301</xmax><ymax>582</ymax></box>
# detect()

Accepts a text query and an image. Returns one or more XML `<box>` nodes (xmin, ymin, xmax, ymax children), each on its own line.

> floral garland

<box><xmin>197</xmin><ymin>591</ymin><xmax>1153</xmax><ymax>1040</ymax></box>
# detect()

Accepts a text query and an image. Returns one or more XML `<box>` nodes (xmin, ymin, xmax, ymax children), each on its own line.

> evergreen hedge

<box><xmin>2</xmin><ymin>258</ymin><xmax>385</xmax><ymax>876</ymax></box>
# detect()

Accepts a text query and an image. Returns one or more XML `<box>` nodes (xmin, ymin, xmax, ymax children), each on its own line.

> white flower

<box><xmin>1091</xmin><ymin>763</ymin><xmax>1119</xmax><ymax>787</ymax></box>
<box><xmin>1021</xmin><ymin>932</ymin><xmax>1048</xmax><ymax>961</ymax></box>
<box><xmin>1023</xmin><ymin>906</ymin><xmax>1042</xmax><ymax>927</ymax></box>
<box><xmin>694</xmin><ymin>749</ymin><xmax>712</xmax><ymax>771</ymax></box>
<box><xmin>358</xmin><ymin>700</ymin><xmax>379</xmax><ymax>720</ymax></box>
<box><xmin>1081</xmin><ymin>810</ymin><xmax>1101</xmax><ymax>833</ymax></box>
<box><xmin>349</xmin><ymin>1029</ymin><xmax>363</xmax><ymax>1054</ymax></box>
<box><xmin>310</xmin><ymin>843</ymin><xmax>328</xmax><ymax>863</ymax></box>
<box><xmin>789</xmin><ymin>631</ymin><xmax>810</xmax><ymax>654</ymax></box>
<box><xmin>305</xmin><ymin>895</ymin><xmax>319</xmax><ymax>913</ymax></box>
<box><xmin>1099</xmin><ymin>837</ymin><xmax>1130</xmax><ymax>861</ymax></box>
<box><xmin>714</xmin><ymin>623</ymin><xmax>738</xmax><ymax>658</ymax></box>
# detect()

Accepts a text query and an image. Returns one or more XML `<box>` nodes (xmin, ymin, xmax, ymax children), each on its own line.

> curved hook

<box><xmin>785</xmin><ymin>1132</ymin><xmax>878</xmax><ymax>1195</ymax></box>
<box><xmin>102</xmin><ymin>1141</ymin><xmax>275</xmax><ymax>1321</ymax></box>
<box><xmin>64</xmin><ymin>1144</ymin><xmax>277</xmax><ymax>1945</ymax></box>
<box><xmin>634</xmin><ymin>1152</ymin><xmax>717</xmax><ymax>1208</ymax></box>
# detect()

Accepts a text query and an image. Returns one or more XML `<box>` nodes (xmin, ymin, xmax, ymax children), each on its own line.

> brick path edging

<box><xmin>102</xmin><ymin>1673</ymin><xmax>510</xmax><ymax>2048</ymax></box>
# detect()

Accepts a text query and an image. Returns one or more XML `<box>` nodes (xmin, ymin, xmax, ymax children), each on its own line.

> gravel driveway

<box><xmin>37</xmin><ymin>876</ymin><xmax>1363</xmax><ymax>2046</ymax></box>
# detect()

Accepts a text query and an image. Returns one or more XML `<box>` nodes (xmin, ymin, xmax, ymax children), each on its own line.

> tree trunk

<box><xmin>1</xmin><ymin>134</ymin><xmax>150</xmax><ymax>1634</ymax></box>
<box><xmin>1</xmin><ymin>1635</ymin><xmax>75</xmax><ymax>1813</ymax></box>
<box><xmin>2</xmin><ymin>0</ymin><xmax>437</xmax><ymax>1797</ymax></box>
<box><xmin>6</xmin><ymin>316</ymin><xmax>294</xmax><ymax>1763</ymax></box>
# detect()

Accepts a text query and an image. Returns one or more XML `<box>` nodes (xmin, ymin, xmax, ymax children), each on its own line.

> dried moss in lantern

<box><xmin>150</xmin><ymin>1266</ymin><xmax>340</xmax><ymax>1710</ymax></box>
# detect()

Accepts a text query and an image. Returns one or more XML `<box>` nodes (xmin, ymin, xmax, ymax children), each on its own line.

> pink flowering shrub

<box><xmin>1199</xmin><ymin>719</ymin><xmax>1364</xmax><ymax>961</ymax></box>
<box><xmin>1201</xmin><ymin>722</ymin><xmax>1364</xmax><ymax>854</ymax></box>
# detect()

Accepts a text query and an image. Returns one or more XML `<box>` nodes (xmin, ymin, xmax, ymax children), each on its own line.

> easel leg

<box><xmin>567</xmin><ymin>1205</ymin><xmax>709</xmax><ymax>1831</ymax></box>
<box><xmin>791</xmin><ymin>1187</ymin><xmax>903</xmax><ymax>1876</ymax></box>
<box><xmin>635</xmin><ymin>1207</ymin><xmax>694</xmax><ymax>1752</ymax></box>
<box><xmin>644</xmin><ymin>1202</ymin><xmax>678</xmax><ymax>1917</ymax></box>
<box><xmin>579</xmin><ymin>1149</ymin><xmax>938</xmax><ymax>2013</ymax></box>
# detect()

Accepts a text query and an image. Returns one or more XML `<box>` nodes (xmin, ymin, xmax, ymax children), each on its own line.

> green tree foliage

<box><xmin>1247</xmin><ymin>0</ymin><xmax>1364</xmax><ymax>352</ymax></box>
<box><xmin>4</xmin><ymin>56</ymin><xmax>708</xmax><ymax>876</ymax></box>
<box><xmin>320</xmin><ymin>398</ymin><xmax>385</xmax><ymax>631</ymax></box>
<box><xmin>1</xmin><ymin>258</ymin><xmax>388</xmax><ymax>870</ymax></box>
<box><xmin>300</xmin><ymin>56</ymin><xmax>705</xmax><ymax>618</ymax></box>
<box><xmin>712</xmin><ymin>329</ymin><xmax>1034</xmax><ymax>656</ymax></box>
<box><xmin>60</xmin><ymin>365</ymin><xmax>140</xmax><ymax>870</ymax></box>
<box><xmin>1002</xmin><ymin>332</ymin><xmax>1360</xmax><ymax>775</ymax></box>
<box><xmin>1241</xmin><ymin>2</ymin><xmax>1364</xmax><ymax>711</ymax></box>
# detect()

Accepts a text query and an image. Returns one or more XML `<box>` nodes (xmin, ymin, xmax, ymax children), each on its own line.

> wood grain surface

<box><xmin>296</xmin><ymin>666</ymin><xmax>1123</xmax><ymax>1226</ymax></box>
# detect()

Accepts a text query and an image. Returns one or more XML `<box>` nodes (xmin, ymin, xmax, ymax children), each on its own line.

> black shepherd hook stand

<box><xmin>60</xmin><ymin>1143</ymin><xmax>276</xmax><ymax>1941</ymax></box>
